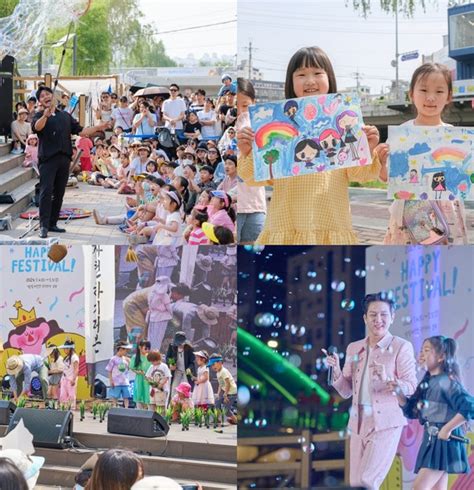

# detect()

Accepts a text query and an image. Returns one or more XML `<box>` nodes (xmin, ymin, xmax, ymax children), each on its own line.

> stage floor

<box><xmin>73</xmin><ymin>412</ymin><xmax>237</xmax><ymax>445</ymax></box>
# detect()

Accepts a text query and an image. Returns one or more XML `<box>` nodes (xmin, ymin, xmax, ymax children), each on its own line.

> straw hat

<box><xmin>6</xmin><ymin>356</ymin><xmax>24</xmax><ymax>376</ymax></box>
<box><xmin>196</xmin><ymin>254</ymin><xmax>213</xmax><ymax>272</ymax></box>
<box><xmin>138</xmin><ymin>145</ymin><xmax>152</xmax><ymax>155</ymax></box>
<box><xmin>196</xmin><ymin>305</ymin><xmax>219</xmax><ymax>326</ymax></box>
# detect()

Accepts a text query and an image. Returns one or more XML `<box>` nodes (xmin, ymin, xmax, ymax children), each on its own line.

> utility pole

<box><xmin>351</xmin><ymin>71</ymin><xmax>363</xmax><ymax>94</ymax></box>
<box><xmin>395</xmin><ymin>1</ymin><xmax>399</xmax><ymax>99</ymax></box>
<box><xmin>248</xmin><ymin>41</ymin><xmax>253</xmax><ymax>80</ymax></box>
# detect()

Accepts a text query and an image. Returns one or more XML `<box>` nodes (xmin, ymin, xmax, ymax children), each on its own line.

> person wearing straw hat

<box><xmin>33</xmin><ymin>86</ymin><xmax>110</xmax><ymax>238</ymax></box>
<box><xmin>146</xmin><ymin>276</ymin><xmax>173</xmax><ymax>351</ymax></box>
<box><xmin>129</xmin><ymin>145</ymin><xmax>152</xmax><ymax>177</ymax></box>
<box><xmin>6</xmin><ymin>354</ymin><xmax>49</xmax><ymax>401</ymax></box>
<box><xmin>195</xmin><ymin>305</ymin><xmax>219</xmax><ymax>341</ymax></box>
<box><xmin>166</xmin><ymin>331</ymin><xmax>196</xmax><ymax>397</ymax></box>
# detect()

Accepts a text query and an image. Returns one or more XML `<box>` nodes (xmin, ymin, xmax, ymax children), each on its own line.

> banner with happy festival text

<box><xmin>0</xmin><ymin>245</ymin><xmax>89</xmax><ymax>399</ymax></box>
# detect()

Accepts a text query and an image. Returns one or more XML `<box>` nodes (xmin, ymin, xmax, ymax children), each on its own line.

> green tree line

<box><xmin>1</xmin><ymin>0</ymin><xmax>176</xmax><ymax>74</ymax></box>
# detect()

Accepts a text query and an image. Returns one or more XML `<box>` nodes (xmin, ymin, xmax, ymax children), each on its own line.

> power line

<box><xmin>151</xmin><ymin>19</ymin><xmax>236</xmax><ymax>36</ymax></box>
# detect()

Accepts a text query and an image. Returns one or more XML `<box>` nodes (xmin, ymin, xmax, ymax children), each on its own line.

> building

<box><xmin>284</xmin><ymin>247</ymin><xmax>366</xmax><ymax>377</ymax></box>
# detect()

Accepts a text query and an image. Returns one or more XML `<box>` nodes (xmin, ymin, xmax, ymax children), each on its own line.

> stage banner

<box><xmin>83</xmin><ymin>245</ymin><xmax>115</xmax><ymax>364</ymax></box>
<box><xmin>366</xmin><ymin>245</ymin><xmax>474</xmax><ymax>490</ymax></box>
<box><xmin>0</xmin><ymin>245</ymin><xmax>89</xmax><ymax>399</ymax></box>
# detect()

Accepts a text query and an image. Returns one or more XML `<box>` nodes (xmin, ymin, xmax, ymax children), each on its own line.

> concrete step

<box><xmin>0</xmin><ymin>166</ymin><xmax>36</xmax><ymax>194</ymax></box>
<box><xmin>74</xmin><ymin>430</ymin><xmax>236</xmax><ymax>464</ymax></box>
<box><xmin>0</xmin><ymin>151</ymin><xmax>25</xmax><ymax>174</ymax></box>
<box><xmin>39</xmin><ymin>464</ymin><xmax>235</xmax><ymax>489</ymax></box>
<box><xmin>36</xmin><ymin>448</ymin><xmax>237</xmax><ymax>486</ymax></box>
<box><xmin>0</xmin><ymin>142</ymin><xmax>11</xmax><ymax>158</ymax></box>
<box><xmin>0</xmin><ymin>179</ymin><xmax>36</xmax><ymax>218</ymax></box>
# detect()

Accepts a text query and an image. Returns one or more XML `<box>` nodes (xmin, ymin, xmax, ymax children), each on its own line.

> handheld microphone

<box><xmin>327</xmin><ymin>346</ymin><xmax>338</xmax><ymax>387</ymax></box>
<box><xmin>426</xmin><ymin>425</ymin><xmax>470</xmax><ymax>444</ymax></box>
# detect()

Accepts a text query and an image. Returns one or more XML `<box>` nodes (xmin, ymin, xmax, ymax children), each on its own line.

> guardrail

<box><xmin>238</xmin><ymin>429</ymin><xmax>349</xmax><ymax>488</ymax></box>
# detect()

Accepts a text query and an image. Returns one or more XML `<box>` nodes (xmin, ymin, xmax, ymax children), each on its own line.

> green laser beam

<box><xmin>238</xmin><ymin>327</ymin><xmax>330</xmax><ymax>404</ymax></box>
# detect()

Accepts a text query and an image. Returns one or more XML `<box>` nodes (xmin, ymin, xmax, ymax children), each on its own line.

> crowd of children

<box><xmin>101</xmin><ymin>338</ymin><xmax>237</xmax><ymax>424</ymax></box>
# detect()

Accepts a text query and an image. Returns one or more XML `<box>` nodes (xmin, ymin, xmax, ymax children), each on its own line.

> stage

<box><xmin>1</xmin><ymin>409</ymin><xmax>237</xmax><ymax>490</ymax></box>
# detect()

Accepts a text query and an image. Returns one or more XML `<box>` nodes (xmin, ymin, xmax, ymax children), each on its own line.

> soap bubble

<box><xmin>237</xmin><ymin>386</ymin><xmax>250</xmax><ymax>407</ymax></box>
<box><xmin>331</xmin><ymin>280</ymin><xmax>346</xmax><ymax>292</ymax></box>
<box><xmin>301</xmin><ymin>443</ymin><xmax>315</xmax><ymax>454</ymax></box>
<box><xmin>341</xmin><ymin>299</ymin><xmax>355</xmax><ymax>311</ymax></box>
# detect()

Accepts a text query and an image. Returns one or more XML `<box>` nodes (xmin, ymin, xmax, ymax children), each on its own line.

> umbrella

<box><xmin>133</xmin><ymin>86</ymin><xmax>170</xmax><ymax>98</ymax></box>
<box><xmin>128</xmin><ymin>82</ymin><xmax>148</xmax><ymax>94</ymax></box>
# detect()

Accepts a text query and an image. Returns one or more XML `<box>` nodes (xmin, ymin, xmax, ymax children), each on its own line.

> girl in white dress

<box><xmin>191</xmin><ymin>351</ymin><xmax>215</xmax><ymax>409</ymax></box>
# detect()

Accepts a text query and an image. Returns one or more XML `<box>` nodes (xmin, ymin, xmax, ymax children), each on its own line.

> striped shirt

<box><xmin>188</xmin><ymin>228</ymin><xmax>209</xmax><ymax>245</ymax></box>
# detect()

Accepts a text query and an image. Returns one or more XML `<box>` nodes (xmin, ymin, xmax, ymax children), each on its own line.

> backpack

<box><xmin>156</xmin><ymin>127</ymin><xmax>178</xmax><ymax>149</ymax></box>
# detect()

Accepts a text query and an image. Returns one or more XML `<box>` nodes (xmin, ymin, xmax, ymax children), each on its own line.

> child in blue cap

<box><xmin>208</xmin><ymin>353</ymin><xmax>237</xmax><ymax>424</ymax></box>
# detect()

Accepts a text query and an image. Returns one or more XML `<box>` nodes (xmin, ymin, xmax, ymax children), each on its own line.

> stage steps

<box><xmin>0</xmin><ymin>141</ymin><xmax>37</xmax><ymax>219</ymax></box>
<box><xmin>39</xmin><ymin>463</ymin><xmax>234</xmax><ymax>489</ymax></box>
<box><xmin>36</xmin><ymin>446</ymin><xmax>236</xmax><ymax>485</ymax></box>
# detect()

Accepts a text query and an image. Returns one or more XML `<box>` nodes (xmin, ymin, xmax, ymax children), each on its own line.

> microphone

<box><xmin>426</xmin><ymin>425</ymin><xmax>470</xmax><ymax>444</ymax></box>
<box><xmin>327</xmin><ymin>346</ymin><xmax>338</xmax><ymax>387</ymax></box>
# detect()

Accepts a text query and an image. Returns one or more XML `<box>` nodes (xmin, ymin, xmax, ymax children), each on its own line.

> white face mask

<box><xmin>111</xmin><ymin>151</ymin><xmax>119</xmax><ymax>158</ymax></box>
<box><xmin>183</xmin><ymin>159</ymin><xmax>193</xmax><ymax>166</ymax></box>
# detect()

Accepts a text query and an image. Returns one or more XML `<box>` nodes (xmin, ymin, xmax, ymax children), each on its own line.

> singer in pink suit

<box><xmin>325</xmin><ymin>292</ymin><xmax>418</xmax><ymax>490</ymax></box>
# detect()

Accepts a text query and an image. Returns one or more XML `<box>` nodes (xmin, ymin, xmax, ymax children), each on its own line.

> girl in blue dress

<box><xmin>390</xmin><ymin>336</ymin><xmax>473</xmax><ymax>490</ymax></box>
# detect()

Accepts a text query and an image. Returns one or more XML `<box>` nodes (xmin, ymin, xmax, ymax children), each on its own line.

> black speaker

<box><xmin>107</xmin><ymin>408</ymin><xmax>169</xmax><ymax>437</ymax></box>
<box><xmin>8</xmin><ymin>408</ymin><xmax>73</xmax><ymax>449</ymax></box>
<box><xmin>0</xmin><ymin>55</ymin><xmax>14</xmax><ymax>137</ymax></box>
<box><xmin>0</xmin><ymin>400</ymin><xmax>16</xmax><ymax>425</ymax></box>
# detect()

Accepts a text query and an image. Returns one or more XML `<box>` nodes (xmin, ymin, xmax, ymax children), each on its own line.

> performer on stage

<box><xmin>324</xmin><ymin>292</ymin><xmax>417</xmax><ymax>490</ymax></box>
<box><xmin>166</xmin><ymin>331</ymin><xmax>195</xmax><ymax>396</ymax></box>
<box><xmin>59</xmin><ymin>339</ymin><xmax>79</xmax><ymax>410</ymax></box>
<box><xmin>6</xmin><ymin>354</ymin><xmax>49</xmax><ymax>401</ymax></box>
<box><xmin>392</xmin><ymin>336</ymin><xmax>474</xmax><ymax>490</ymax></box>
<box><xmin>33</xmin><ymin>86</ymin><xmax>110</xmax><ymax>238</ymax></box>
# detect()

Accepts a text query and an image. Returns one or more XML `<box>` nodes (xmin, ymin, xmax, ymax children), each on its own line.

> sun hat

<box><xmin>0</xmin><ymin>449</ymin><xmax>45</xmax><ymax>489</ymax></box>
<box><xmin>6</xmin><ymin>356</ymin><xmax>24</xmax><ymax>376</ymax></box>
<box><xmin>196</xmin><ymin>305</ymin><xmax>219</xmax><ymax>325</ymax></box>
<box><xmin>193</xmin><ymin>350</ymin><xmax>209</xmax><ymax>361</ymax></box>
<box><xmin>175</xmin><ymin>382</ymin><xmax>192</xmax><ymax>398</ymax></box>
<box><xmin>131</xmin><ymin>476</ymin><xmax>182</xmax><ymax>490</ymax></box>
<box><xmin>207</xmin><ymin>354</ymin><xmax>223</xmax><ymax>367</ymax></box>
<box><xmin>210</xmin><ymin>190</ymin><xmax>230</xmax><ymax>208</ymax></box>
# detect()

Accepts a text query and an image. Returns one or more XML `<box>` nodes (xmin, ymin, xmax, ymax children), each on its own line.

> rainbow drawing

<box><xmin>254</xmin><ymin>122</ymin><xmax>299</xmax><ymax>149</ymax></box>
<box><xmin>432</xmin><ymin>147</ymin><xmax>467</xmax><ymax>162</ymax></box>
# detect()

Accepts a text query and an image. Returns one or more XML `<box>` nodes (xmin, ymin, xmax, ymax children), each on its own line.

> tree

<box><xmin>44</xmin><ymin>0</ymin><xmax>176</xmax><ymax>75</ymax></box>
<box><xmin>46</xmin><ymin>0</ymin><xmax>112</xmax><ymax>75</ymax></box>
<box><xmin>263</xmin><ymin>149</ymin><xmax>280</xmax><ymax>180</ymax></box>
<box><xmin>0</xmin><ymin>0</ymin><xmax>18</xmax><ymax>18</ymax></box>
<box><xmin>350</xmin><ymin>0</ymin><xmax>472</xmax><ymax>17</ymax></box>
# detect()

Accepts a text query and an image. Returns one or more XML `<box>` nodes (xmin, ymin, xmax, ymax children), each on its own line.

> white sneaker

<box><xmin>11</xmin><ymin>148</ymin><xmax>22</xmax><ymax>154</ymax></box>
<box><xmin>93</xmin><ymin>209</ymin><xmax>107</xmax><ymax>225</ymax></box>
